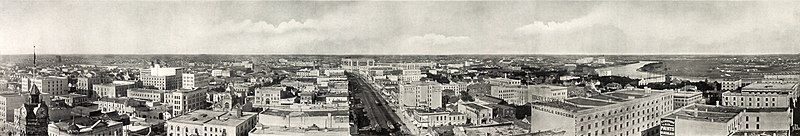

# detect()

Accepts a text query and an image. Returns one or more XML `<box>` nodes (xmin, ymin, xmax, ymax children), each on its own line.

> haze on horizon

<box><xmin>1</xmin><ymin>1</ymin><xmax>799</xmax><ymax>55</ymax></box>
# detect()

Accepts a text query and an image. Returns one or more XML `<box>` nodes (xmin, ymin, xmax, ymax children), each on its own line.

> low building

<box><xmin>660</xmin><ymin>104</ymin><xmax>791</xmax><ymax>136</ymax></box>
<box><xmin>254</xmin><ymin>87</ymin><xmax>284</xmax><ymax>107</ymax></box>
<box><xmin>719</xmin><ymin>78</ymin><xmax>743</xmax><ymax>91</ymax></box>
<box><xmin>410</xmin><ymin>109</ymin><xmax>466</xmax><ymax>127</ymax></box>
<box><xmin>76</xmin><ymin>77</ymin><xmax>111</xmax><ymax>91</ymax></box>
<box><xmin>127</xmin><ymin>88</ymin><xmax>168</xmax><ymax>102</ymax></box>
<box><xmin>485</xmin><ymin>104</ymin><xmax>515</xmax><ymax>119</ymax></box>
<box><xmin>673</xmin><ymin>91</ymin><xmax>702</xmax><ymax>109</ymax></box>
<box><xmin>53</xmin><ymin>93</ymin><xmax>90</xmax><ymax>106</ymax></box>
<box><xmin>166</xmin><ymin>109</ymin><xmax>258</xmax><ymax>136</ymax></box>
<box><xmin>258</xmin><ymin>108</ymin><xmax>349</xmax><ymax>129</ymax></box>
<box><xmin>458</xmin><ymin>103</ymin><xmax>493</xmax><ymax>125</ymax></box>
<box><xmin>93</xmin><ymin>82</ymin><xmax>134</xmax><ymax>98</ymax></box>
<box><xmin>722</xmin><ymin>82</ymin><xmax>797</xmax><ymax>108</ymax></box>
<box><xmin>48</xmin><ymin>117</ymin><xmax>125</xmax><ymax>136</ymax></box>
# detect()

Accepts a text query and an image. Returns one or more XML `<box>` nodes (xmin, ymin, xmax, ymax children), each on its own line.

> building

<box><xmin>722</xmin><ymin>82</ymin><xmax>797</xmax><ymax>108</ymax></box>
<box><xmin>93</xmin><ymin>82</ymin><xmax>134</xmax><ymax>98</ymax></box>
<box><xmin>325</xmin><ymin>93</ymin><xmax>348</xmax><ymax>104</ymax></box>
<box><xmin>530</xmin><ymin>88</ymin><xmax>674</xmax><ymax>136</ymax></box>
<box><xmin>486</xmin><ymin>78</ymin><xmax>521</xmax><ymax>86</ymax></box>
<box><xmin>660</xmin><ymin>104</ymin><xmax>791</xmax><ymax>136</ymax></box>
<box><xmin>166</xmin><ymin>109</ymin><xmax>258</xmax><ymax>136</ymax></box>
<box><xmin>53</xmin><ymin>93</ymin><xmax>90</xmax><ymax>106</ymax></box>
<box><xmin>182</xmin><ymin>72</ymin><xmax>210</xmax><ymax>89</ymax></box>
<box><xmin>127</xmin><ymin>88</ymin><xmax>168</xmax><ymax>102</ymax></box>
<box><xmin>165</xmin><ymin>88</ymin><xmax>208</xmax><ymax>116</ymax></box>
<box><xmin>140</xmin><ymin>62</ymin><xmax>184</xmax><ymax>90</ymax></box>
<box><xmin>12</xmin><ymin>85</ymin><xmax>48</xmax><ymax>136</ymax></box>
<box><xmin>490</xmin><ymin>85</ymin><xmax>569</xmax><ymax>105</ymax></box>
<box><xmin>720</xmin><ymin>78</ymin><xmax>743</xmax><ymax>91</ymax></box>
<box><xmin>95</xmin><ymin>97</ymin><xmax>146</xmax><ymax>115</ymax></box>
<box><xmin>0</xmin><ymin>93</ymin><xmax>24</xmax><ymax>122</ymax></box>
<box><xmin>254</xmin><ymin>86</ymin><xmax>284</xmax><ymax>107</ymax></box>
<box><xmin>21</xmin><ymin>76</ymin><xmax>69</xmax><ymax>95</ymax></box>
<box><xmin>76</xmin><ymin>77</ymin><xmax>111</xmax><ymax>91</ymax></box>
<box><xmin>47</xmin><ymin>117</ymin><xmax>125</xmax><ymax>136</ymax></box>
<box><xmin>485</xmin><ymin>104</ymin><xmax>516</xmax><ymax>119</ymax></box>
<box><xmin>258</xmin><ymin>108</ymin><xmax>349</xmax><ymax>129</ymax></box>
<box><xmin>141</xmin><ymin>74</ymin><xmax>181</xmax><ymax>90</ymax></box>
<box><xmin>673</xmin><ymin>91</ymin><xmax>702</xmax><ymax>110</ymax></box>
<box><xmin>212</xmin><ymin>69</ymin><xmax>233</xmax><ymax>77</ymax></box>
<box><xmin>458</xmin><ymin>103</ymin><xmax>493</xmax><ymax>125</ymax></box>
<box><xmin>399</xmin><ymin>81</ymin><xmax>443</xmax><ymax>109</ymax></box>
<box><xmin>411</xmin><ymin>109</ymin><xmax>466</xmax><ymax>127</ymax></box>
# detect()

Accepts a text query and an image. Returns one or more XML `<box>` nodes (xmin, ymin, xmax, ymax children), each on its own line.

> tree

<box><xmin>460</xmin><ymin>91</ymin><xmax>475</xmax><ymax>102</ymax></box>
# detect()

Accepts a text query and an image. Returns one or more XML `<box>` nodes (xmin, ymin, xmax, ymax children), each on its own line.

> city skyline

<box><xmin>1</xmin><ymin>1</ymin><xmax>799</xmax><ymax>55</ymax></box>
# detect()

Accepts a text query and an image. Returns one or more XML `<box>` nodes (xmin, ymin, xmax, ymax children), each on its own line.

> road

<box><xmin>348</xmin><ymin>72</ymin><xmax>404</xmax><ymax>135</ymax></box>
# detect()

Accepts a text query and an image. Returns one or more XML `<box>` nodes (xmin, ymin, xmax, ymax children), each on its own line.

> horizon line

<box><xmin>1</xmin><ymin>53</ymin><xmax>800</xmax><ymax>56</ymax></box>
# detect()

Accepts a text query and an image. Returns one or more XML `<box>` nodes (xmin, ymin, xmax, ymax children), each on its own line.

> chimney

<box><xmin>716</xmin><ymin>101</ymin><xmax>720</xmax><ymax>106</ymax></box>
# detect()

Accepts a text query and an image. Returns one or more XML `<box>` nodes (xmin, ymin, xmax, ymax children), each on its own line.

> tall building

<box><xmin>12</xmin><ymin>85</ymin><xmax>49</xmax><ymax>136</ymax></box>
<box><xmin>0</xmin><ymin>93</ymin><xmax>24</xmax><ymax>123</ymax></box>
<box><xmin>164</xmin><ymin>88</ymin><xmax>208</xmax><ymax>116</ymax></box>
<box><xmin>140</xmin><ymin>61</ymin><xmax>184</xmax><ymax>90</ymax></box>
<box><xmin>398</xmin><ymin>81</ymin><xmax>443</xmax><ymax>109</ymax></box>
<box><xmin>166</xmin><ymin>109</ymin><xmax>258</xmax><ymax>136</ymax></box>
<box><xmin>490</xmin><ymin>85</ymin><xmax>569</xmax><ymax>105</ymax></box>
<box><xmin>21</xmin><ymin>76</ymin><xmax>69</xmax><ymax>95</ymax></box>
<box><xmin>530</xmin><ymin>88</ymin><xmax>674</xmax><ymax>136</ymax></box>
<box><xmin>182</xmin><ymin>72</ymin><xmax>210</xmax><ymax>89</ymax></box>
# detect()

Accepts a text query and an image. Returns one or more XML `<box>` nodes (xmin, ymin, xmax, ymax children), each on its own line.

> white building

<box><xmin>399</xmin><ymin>81</ymin><xmax>443</xmax><ymax>109</ymax></box>
<box><xmin>660</xmin><ymin>104</ymin><xmax>791</xmax><ymax>136</ymax></box>
<box><xmin>722</xmin><ymin>82</ymin><xmax>797</xmax><ymax>108</ymax></box>
<box><xmin>182</xmin><ymin>72</ymin><xmax>210</xmax><ymax>89</ymax></box>
<box><xmin>21</xmin><ymin>76</ymin><xmax>69</xmax><ymax>95</ymax></box>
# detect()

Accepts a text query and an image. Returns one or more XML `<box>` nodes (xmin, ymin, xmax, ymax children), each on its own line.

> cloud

<box><xmin>513</xmin><ymin>1</ymin><xmax>800</xmax><ymax>54</ymax></box>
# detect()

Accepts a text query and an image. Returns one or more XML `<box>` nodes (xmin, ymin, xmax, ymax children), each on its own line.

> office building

<box><xmin>127</xmin><ymin>88</ymin><xmax>168</xmax><ymax>102</ymax></box>
<box><xmin>411</xmin><ymin>109</ymin><xmax>466</xmax><ymax>127</ymax></box>
<box><xmin>182</xmin><ymin>72</ymin><xmax>210</xmax><ymax>89</ymax></box>
<box><xmin>486</xmin><ymin>78</ymin><xmax>521</xmax><ymax>86</ymax></box>
<box><xmin>141</xmin><ymin>62</ymin><xmax>184</xmax><ymax>90</ymax></box>
<box><xmin>399</xmin><ymin>81</ymin><xmax>443</xmax><ymax>109</ymax></box>
<box><xmin>530</xmin><ymin>88</ymin><xmax>674</xmax><ymax>136</ymax></box>
<box><xmin>673</xmin><ymin>91</ymin><xmax>702</xmax><ymax>110</ymax></box>
<box><xmin>720</xmin><ymin>78</ymin><xmax>743</xmax><ymax>91</ymax></box>
<box><xmin>165</xmin><ymin>88</ymin><xmax>208</xmax><ymax>116</ymax></box>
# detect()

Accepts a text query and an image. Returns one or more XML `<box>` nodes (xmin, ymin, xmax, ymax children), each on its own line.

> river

<box><xmin>595</xmin><ymin>61</ymin><xmax>706</xmax><ymax>82</ymax></box>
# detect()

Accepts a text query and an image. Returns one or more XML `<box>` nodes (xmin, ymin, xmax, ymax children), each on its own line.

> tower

<box><xmin>12</xmin><ymin>45</ymin><xmax>48</xmax><ymax>136</ymax></box>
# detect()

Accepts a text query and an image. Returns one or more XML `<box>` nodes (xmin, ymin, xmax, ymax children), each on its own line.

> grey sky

<box><xmin>1</xmin><ymin>1</ymin><xmax>798</xmax><ymax>55</ymax></box>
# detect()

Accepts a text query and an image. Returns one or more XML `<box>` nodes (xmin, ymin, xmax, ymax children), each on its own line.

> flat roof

<box><xmin>462</xmin><ymin>103</ymin><xmax>490</xmax><ymax>110</ymax></box>
<box><xmin>742</xmin><ymin>82</ymin><xmax>797</xmax><ymax>91</ymax></box>
<box><xmin>169</xmin><ymin>110</ymin><xmax>255</xmax><ymax>126</ymax></box>
<box><xmin>668</xmin><ymin>104</ymin><xmax>742</xmax><ymax>123</ymax></box>
<box><xmin>534</xmin><ymin>88</ymin><xmax>667</xmax><ymax>112</ymax></box>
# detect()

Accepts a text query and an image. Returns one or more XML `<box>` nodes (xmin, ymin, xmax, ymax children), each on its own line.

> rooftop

<box><xmin>462</xmin><ymin>103</ymin><xmax>490</xmax><ymax>111</ymax></box>
<box><xmin>534</xmin><ymin>88</ymin><xmax>668</xmax><ymax>112</ymax></box>
<box><xmin>742</xmin><ymin>82</ymin><xmax>797</xmax><ymax>91</ymax></box>
<box><xmin>169</xmin><ymin>110</ymin><xmax>256</xmax><ymax>126</ymax></box>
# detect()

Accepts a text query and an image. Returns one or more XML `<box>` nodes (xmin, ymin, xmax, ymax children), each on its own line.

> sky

<box><xmin>1</xmin><ymin>1</ymin><xmax>799</xmax><ymax>55</ymax></box>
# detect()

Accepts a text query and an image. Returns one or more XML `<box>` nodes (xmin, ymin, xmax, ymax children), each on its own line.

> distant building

<box><xmin>672</xmin><ymin>91</ymin><xmax>702</xmax><ymax>109</ymax></box>
<box><xmin>258</xmin><ymin>108</ymin><xmax>349</xmax><ymax>129</ymax></box>
<box><xmin>530</xmin><ymin>88</ymin><xmax>673</xmax><ymax>136</ymax></box>
<box><xmin>127</xmin><ymin>88</ymin><xmax>168</xmax><ymax>102</ymax></box>
<box><xmin>212</xmin><ymin>69</ymin><xmax>233</xmax><ymax>77</ymax></box>
<box><xmin>166</xmin><ymin>109</ymin><xmax>257</xmax><ymax>136</ymax></box>
<box><xmin>76</xmin><ymin>77</ymin><xmax>111</xmax><ymax>91</ymax></box>
<box><xmin>93</xmin><ymin>82</ymin><xmax>134</xmax><ymax>98</ymax></box>
<box><xmin>140</xmin><ymin>61</ymin><xmax>184</xmax><ymax>90</ymax></box>
<box><xmin>486</xmin><ymin>78</ymin><xmax>521</xmax><ymax>86</ymax></box>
